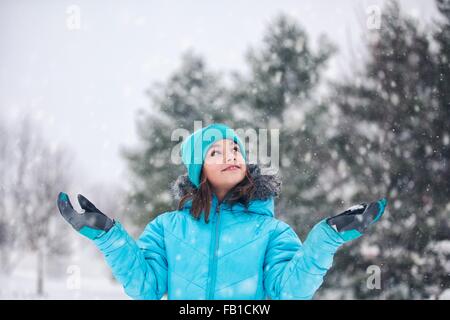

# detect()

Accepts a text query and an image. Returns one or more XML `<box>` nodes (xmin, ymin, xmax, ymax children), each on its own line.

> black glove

<box><xmin>57</xmin><ymin>192</ymin><xmax>114</xmax><ymax>240</ymax></box>
<box><xmin>326</xmin><ymin>198</ymin><xmax>387</xmax><ymax>241</ymax></box>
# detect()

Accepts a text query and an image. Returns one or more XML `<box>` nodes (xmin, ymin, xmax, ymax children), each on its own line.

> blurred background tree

<box><xmin>227</xmin><ymin>14</ymin><xmax>345</xmax><ymax>235</ymax></box>
<box><xmin>0</xmin><ymin>116</ymin><xmax>73</xmax><ymax>295</ymax></box>
<box><xmin>120</xmin><ymin>52</ymin><xmax>235</xmax><ymax>226</ymax></box>
<box><xmin>319</xmin><ymin>0</ymin><xmax>450</xmax><ymax>299</ymax></box>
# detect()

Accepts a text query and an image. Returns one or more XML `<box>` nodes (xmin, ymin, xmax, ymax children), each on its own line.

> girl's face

<box><xmin>203</xmin><ymin>139</ymin><xmax>246</xmax><ymax>195</ymax></box>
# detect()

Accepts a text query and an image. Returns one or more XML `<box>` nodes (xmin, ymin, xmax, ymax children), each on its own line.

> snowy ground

<box><xmin>0</xmin><ymin>270</ymin><xmax>127</xmax><ymax>300</ymax></box>
<box><xmin>0</xmin><ymin>237</ymin><xmax>130</xmax><ymax>300</ymax></box>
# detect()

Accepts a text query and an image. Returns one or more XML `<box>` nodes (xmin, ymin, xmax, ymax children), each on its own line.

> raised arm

<box><xmin>57</xmin><ymin>192</ymin><xmax>168</xmax><ymax>299</ymax></box>
<box><xmin>263</xmin><ymin>198</ymin><xmax>387</xmax><ymax>299</ymax></box>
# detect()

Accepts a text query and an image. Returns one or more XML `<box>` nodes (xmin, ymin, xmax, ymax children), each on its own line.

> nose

<box><xmin>223</xmin><ymin>146</ymin><xmax>236</xmax><ymax>163</ymax></box>
<box><xmin>224</xmin><ymin>151</ymin><xmax>236</xmax><ymax>163</ymax></box>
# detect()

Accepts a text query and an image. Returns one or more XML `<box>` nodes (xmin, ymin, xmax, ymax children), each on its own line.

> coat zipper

<box><xmin>207</xmin><ymin>203</ymin><xmax>221</xmax><ymax>299</ymax></box>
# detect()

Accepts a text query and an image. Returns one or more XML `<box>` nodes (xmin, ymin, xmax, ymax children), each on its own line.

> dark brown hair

<box><xmin>177</xmin><ymin>166</ymin><xmax>256</xmax><ymax>223</ymax></box>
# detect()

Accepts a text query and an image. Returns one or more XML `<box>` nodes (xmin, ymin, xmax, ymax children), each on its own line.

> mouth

<box><xmin>222</xmin><ymin>165</ymin><xmax>241</xmax><ymax>172</ymax></box>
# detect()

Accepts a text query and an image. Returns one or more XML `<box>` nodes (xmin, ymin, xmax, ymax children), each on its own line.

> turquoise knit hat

<box><xmin>180</xmin><ymin>123</ymin><xmax>247</xmax><ymax>188</ymax></box>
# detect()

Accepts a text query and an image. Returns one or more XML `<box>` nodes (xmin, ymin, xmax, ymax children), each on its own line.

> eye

<box><xmin>233</xmin><ymin>145</ymin><xmax>239</xmax><ymax>152</ymax></box>
<box><xmin>211</xmin><ymin>150</ymin><xmax>221</xmax><ymax>156</ymax></box>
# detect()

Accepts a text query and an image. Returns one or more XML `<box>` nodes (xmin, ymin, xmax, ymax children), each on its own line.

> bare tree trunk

<box><xmin>37</xmin><ymin>245</ymin><xmax>45</xmax><ymax>296</ymax></box>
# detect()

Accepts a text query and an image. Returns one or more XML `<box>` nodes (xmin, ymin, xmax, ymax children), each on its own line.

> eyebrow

<box><xmin>210</xmin><ymin>141</ymin><xmax>239</xmax><ymax>149</ymax></box>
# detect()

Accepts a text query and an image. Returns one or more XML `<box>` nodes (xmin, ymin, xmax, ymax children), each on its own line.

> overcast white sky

<box><xmin>0</xmin><ymin>0</ymin><xmax>440</xmax><ymax>190</ymax></box>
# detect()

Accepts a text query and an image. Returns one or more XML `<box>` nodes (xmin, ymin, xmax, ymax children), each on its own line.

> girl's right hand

<box><xmin>57</xmin><ymin>192</ymin><xmax>115</xmax><ymax>240</ymax></box>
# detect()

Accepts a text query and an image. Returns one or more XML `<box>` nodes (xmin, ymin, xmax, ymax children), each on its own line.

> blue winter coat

<box><xmin>92</xmin><ymin>165</ymin><xmax>347</xmax><ymax>299</ymax></box>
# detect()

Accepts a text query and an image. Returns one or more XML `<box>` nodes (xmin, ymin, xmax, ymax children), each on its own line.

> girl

<box><xmin>57</xmin><ymin>123</ymin><xmax>387</xmax><ymax>300</ymax></box>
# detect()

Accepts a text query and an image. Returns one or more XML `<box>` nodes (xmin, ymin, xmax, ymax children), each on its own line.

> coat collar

<box><xmin>170</xmin><ymin>163</ymin><xmax>282</xmax><ymax>217</ymax></box>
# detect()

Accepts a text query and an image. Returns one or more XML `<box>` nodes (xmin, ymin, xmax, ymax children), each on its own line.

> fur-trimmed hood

<box><xmin>170</xmin><ymin>163</ymin><xmax>282</xmax><ymax>216</ymax></box>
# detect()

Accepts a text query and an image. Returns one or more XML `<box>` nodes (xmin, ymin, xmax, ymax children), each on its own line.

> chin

<box><xmin>223</xmin><ymin>175</ymin><xmax>245</xmax><ymax>187</ymax></box>
<box><xmin>214</xmin><ymin>173</ymin><xmax>244</xmax><ymax>188</ymax></box>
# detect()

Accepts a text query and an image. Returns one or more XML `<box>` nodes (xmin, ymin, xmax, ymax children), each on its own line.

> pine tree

<box><xmin>433</xmin><ymin>0</ymin><xmax>450</xmax><ymax>204</ymax></box>
<box><xmin>121</xmin><ymin>51</ymin><xmax>233</xmax><ymax>226</ymax></box>
<box><xmin>321</xmin><ymin>0</ymin><xmax>450</xmax><ymax>299</ymax></box>
<box><xmin>229</xmin><ymin>14</ymin><xmax>341</xmax><ymax>234</ymax></box>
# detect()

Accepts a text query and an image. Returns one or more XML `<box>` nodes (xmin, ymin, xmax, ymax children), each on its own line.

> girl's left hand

<box><xmin>326</xmin><ymin>198</ymin><xmax>387</xmax><ymax>241</ymax></box>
